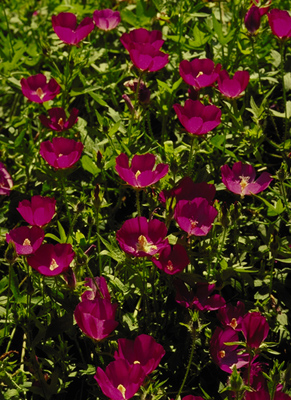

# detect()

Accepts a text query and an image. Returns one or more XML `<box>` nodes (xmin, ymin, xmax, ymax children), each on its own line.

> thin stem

<box><xmin>176</xmin><ymin>330</ymin><xmax>196</xmax><ymax>399</ymax></box>
<box><xmin>59</xmin><ymin>173</ymin><xmax>72</xmax><ymax>236</ymax></box>
<box><xmin>279</xmin><ymin>41</ymin><xmax>288</xmax><ymax>143</ymax></box>
<box><xmin>187</xmin><ymin>136</ymin><xmax>195</xmax><ymax>176</ymax></box>
<box><xmin>136</xmin><ymin>189</ymin><xmax>141</xmax><ymax>216</ymax></box>
<box><xmin>250</xmin><ymin>35</ymin><xmax>262</xmax><ymax>93</ymax></box>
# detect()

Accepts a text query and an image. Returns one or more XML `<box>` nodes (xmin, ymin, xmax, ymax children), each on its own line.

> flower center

<box><xmin>58</xmin><ymin>118</ymin><xmax>64</xmax><ymax>128</ymax></box>
<box><xmin>135</xmin><ymin>170</ymin><xmax>141</xmax><ymax>179</ymax></box>
<box><xmin>196</xmin><ymin>71</ymin><xmax>204</xmax><ymax>78</ymax></box>
<box><xmin>133</xmin><ymin>360</ymin><xmax>140</xmax><ymax>364</ymax></box>
<box><xmin>230</xmin><ymin>318</ymin><xmax>238</xmax><ymax>329</ymax></box>
<box><xmin>23</xmin><ymin>238</ymin><xmax>31</xmax><ymax>246</ymax></box>
<box><xmin>49</xmin><ymin>258</ymin><xmax>59</xmax><ymax>271</ymax></box>
<box><xmin>167</xmin><ymin>260</ymin><xmax>174</xmax><ymax>271</ymax></box>
<box><xmin>136</xmin><ymin>235</ymin><xmax>157</xmax><ymax>253</ymax></box>
<box><xmin>218</xmin><ymin>350</ymin><xmax>226</xmax><ymax>359</ymax></box>
<box><xmin>117</xmin><ymin>384</ymin><xmax>126</xmax><ymax>399</ymax></box>
<box><xmin>58</xmin><ymin>153</ymin><xmax>63</xmax><ymax>157</ymax></box>
<box><xmin>239</xmin><ymin>176</ymin><xmax>250</xmax><ymax>190</ymax></box>
<box><xmin>36</xmin><ymin>87</ymin><xmax>45</xmax><ymax>99</ymax></box>
<box><xmin>190</xmin><ymin>220</ymin><xmax>198</xmax><ymax>229</ymax></box>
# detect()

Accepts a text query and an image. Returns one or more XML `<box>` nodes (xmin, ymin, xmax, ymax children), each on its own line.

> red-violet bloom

<box><xmin>242</xmin><ymin>362</ymin><xmax>269</xmax><ymax>392</ymax></box>
<box><xmin>94</xmin><ymin>359</ymin><xmax>145</xmax><ymax>400</ymax></box>
<box><xmin>74</xmin><ymin>298</ymin><xmax>118</xmax><ymax>341</ymax></box>
<box><xmin>245</xmin><ymin>391</ymin><xmax>291</xmax><ymax>400</ymax></box>
<box><xmin>21</xmin><ymin>74</ymin><xmax>60</xmax><ymax>103</ymax></box>
<box><xmin>116</xmin><ymin>216</ymin><xmax>168</xmax><ymax>257</ymax></box>
<box><xmin>175</xmin><ymin>197</ymin><xmax>218</xmax><ymax>236</ymax></box>
<box><xmin>63</xmin><ymin>267</ymin><xmax>77</xmax><ymax>289</ymax></box>
<box><xmin>6</xmin><ymin>226</ymin><xmax>44</xmax><ymax>255</ymax></box>
<box><xmin>0</xmin><ymin>162</ymin><xmax>13</xmax><ymax>195</ymax></box>
<box><xmin>173</xmin><ymin>99</ymin><xmax>221</xmax><ymax>135</ymax></box>
<box><xmin>40</xmin><ymin>137</ymin><xmax>83</xmax><ymax>169</ymax></box>
<box><xmin>39</xmin><ymin>107</ymin><xmax>79</xmax><ymax>131</ymax></box>
<box><xmin>52</xmin><ymin>12</ymin><xmax>94</xmax><ymax>45</ymax></box>
<box><xmin>179</xmin><ymin>58</ymin><xmax>221</xmax><ymax>89</ymax></box>
<box><xmin>114</xmin><ymin>334</ymin><xmax>165</xmax><ymax>376</ymax></box>
<box><xmin>17</xmin><ymin>195</ymin><xmax>56</xmax><ymax>227</ymax></box>
<box><xmin>27</xmin><ymin>243</ymin><xmax>75</xmax><ymax>276</ymax></box>
<box><xmin>221</xmin><ymin>162</ymin><xmax>273</xmax><ymax>197</ymax></box>
<box><xmin>152</xmin><ymin>244</ymin><xmax>189</xmax><ymax>275</ymax></box>
<box><xmin>217</xmin><ymin>301</ymin><xmax>245</xmax><ymax>331</ymax></box>
<box><xmin>115</xmin><ymin>153</ymin><xmax>169</xmax><ymax>188</ymax></box>
<box><xmin>93</xmin><ymin>9</ymin><xmax>121</xmax><ymax>31</ymax></box>
<box><xmin>217</xmin><ymin>70</ymin><xmax>250</xmax><ymax>99</ymax></box>
<box><xmin>268</xmin><ymin>9</ymin><xmax>291</xmax><ymax>39</ymax></box>
<box><xmin>245</xmin><ymin>5</ymin><xmax>261</xmax><ymax>33</ymax></box>
<box><xmin>128</xmin><ymin>43</ymin><xmax>169</xmax><ymax>72</ymax></box>
<box><xmin>242</xmin><ymin>311</ymin><xmax>269</xmax><ymax>349</ymax></box>
<box><xmin>120</xmin><ymin>28</ymin><xmax>164</xmax><ymax>51</ymax></box>
<box><xmin>81</xmin><ymin>276</ymin><xmax>111</xmax><ymax>302</ymax></box>
<box><xmin>124</xmin><ymin>79</ymin><xmax>151</xmax><ymax>105</ymax></box>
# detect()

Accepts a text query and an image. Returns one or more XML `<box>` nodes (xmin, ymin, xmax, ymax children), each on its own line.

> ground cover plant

<box><xmin>1</xmin><ymin>0</ymin><xmax>291</xmax><ymax>399</ymax></box>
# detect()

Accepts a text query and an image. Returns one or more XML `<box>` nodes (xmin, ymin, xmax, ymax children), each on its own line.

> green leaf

<box><xmin>80</xmin><ymin>155</ymin><xmax>100</xmax><ymax>176</ymax></box>
<box><xmin>88</xmin><ymin>91</ymin><xmax>108</xmax><ymax>107</ymax></box>
<box><xmin>57</xmin><ymin>221</ymin><xmax>67</xmax><ymax>243</ymax></box>
<box><xmin>44</xmin><ymin>233</ymin><xmax>62</xmax><ymax>243</ymax></box>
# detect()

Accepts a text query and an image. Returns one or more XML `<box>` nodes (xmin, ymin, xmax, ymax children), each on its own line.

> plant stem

<box><xmin>176</xmin><ymin>329</ymin><xmax>196</xmax><ymax>399</ymax></box>
<box><xmin>136</xmin><ymin>189</ymin><xmax>142</xmax><ymax>216</ymax></box>
<box><xmin>279</xmin><ymin>41</ymin><xmax>288</xmax><ymax>143</ymax></box>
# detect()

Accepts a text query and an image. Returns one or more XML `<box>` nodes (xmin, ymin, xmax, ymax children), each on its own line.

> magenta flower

<box><xmin>74</xmin><ymin>298</ymin><xmax>118</xmax><ymax>341</ymax></box>
<box><xmin>93</xmin><ymin>9</ymin><xmax>121</xmax><ymax>31</ymax></box>
<box><xmin>221</xmin><ymin>162</ymin><xmax>273</xmax><ymax>197</ymax></box>
<box><xmin>120</xmin><ymin>28</ymin><xmax>164</xmax><ymax>51</ymax></box>
<box><xmin>114</xmin><ymin>334</ymin><xmax>165</xmax><ymax>376</ymax></box>
<box><xmin>52</xmin><ymin>12</ymin><xmax>94</xmax><ymax>45</ymax></box>
<box><xmin>27</xmin><ymin>243</ymin><xmax>75</xmax><ymax>276</ymax></box>
<box><xmin>128</xmin><ymin>43</ymin><xmax>169</xmax><ymax>72</ymax></box>
<box><xmin>21</xmin><ymin>74</ymin><xmax>60</xmax><ymax>103</ymax></box>
<box><xmin>152</xmin><ymin>244</ymin><xmax>189</xmax><ymax>275</ymax></box>
<box><xmin>81</xmin><ymin>276</ymin><xmax>111</xmax><ymax>302</ymax></box>
<box><xmin>174</xmin><ymin>197</ymin><xmax>218</xmax><ymax>236</ymax></box>
<box><xmin>124</xmin><ymin>79</ymin><xmax>151</xmax><ymax>105</ymax></box>
<box><xmin>94</xmin><ymin>359</ymin><xmax>145</xmax><ymax>400</ymax></box>
<box><xmin>179</xmin><ymin>58</ymin><xmax>221</xmax><ymax>89</ymax></box>
<box><xmin>173</xmin><ymin>99</ymin><xmax>221</xmax><ymax>135</ymax></box>
<box><xmin>242</xmin><ymin>362</ymin><xmax>269</xmax><ymax>392</ymax></box>
<box><xmin>217</xmin><ymin>301</ymin><xmax>245</xmax><ymax>331</ymax></box>
<box><xmin>0</xmin><ymin>162</ymin><xmax>13</xmax><ymax>195</ymax></box>
<box><xmin>40</xmin><ymin>137</ymin><xmax>83</xmax><ymax>169</ymax></box>
<box><xmin>245</xmin><ymin>6</ymin><xmax>262</xmax><ymax>33</ymax></box>
<box><xmin>39</xmin><ymin>107</ymin><xmax>79</xmax><ymax>131</ymax></box>
<box><xmin>217</xmin><ymin>70</ymin><xmax>250</xmax><ymax>98</ymax></box>
<box><xmin>242</xmin><ymin>311</ymin><xmax>269</xmax><ymax>349</ymax></box>
<box><xmin>6</xmin><ymin>226</ymin><xmax>44</xmax><ymax>255</ymax></box>
<box><xmin>116</xmin><ymin>216</ymin><xmax>168</xmax><ymax>257</ymax></box>
<box><xmin>245</xmin><ymin>391</ymin><xmax>291</xmax><ymax>400</ymax></box>
<box><xmin>268</xmin><ymin>9</ymin><xmax>291</xmax><ymax>40</ymax></box>
<box><xmin>17</xmin><ymin>195</ymin><xmax>56</xmax><ymax>227</ymax></box>
<box><xmin>115</xmin><ymin>153</ymin><xmax>168</xmax><ymax>188</ymax></box>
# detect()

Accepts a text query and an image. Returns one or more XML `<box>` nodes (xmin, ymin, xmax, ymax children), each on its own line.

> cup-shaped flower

<box><xmin>221</xmin><ymin>162</ymin><xmax>272</xmax><ymax>197</ymax></box>
<box><xmin>175</xmin><ymin>197</ymin><xmax>218</xmax><ymax>236</ymax></box>
<box><xmin>17</xmin><ymin>195</ymin><xmax>56</xmax><ymax>227</ymax></box>
<box><xmin>173</xmin><ymin>99</ymin><xmax>221</xmax><ymax>135</ymax></box>
<box><xmin>152</xmin><ymin>244</ymin><xmax>189</xmax><ymax>275</ymax></box>
<box><xmin>217</xmin><ymin>70</ymin><xmax>250</xmax><ymax>99</ymax></box>
<box><xmin>74</xmin><ymin>298</ymin><xmax>118</xmax><ymax>341</ymax></box>
<box><xmin>21</xmin><ymin>74</ymin><xmax>60</xmax><ymax>103</ymax></box>
<box><xmin>0</xmin><ymin>162</ymin><xmax>13</xmax><ymax>195</ymax></box>
<box><xmin>245</xmin><ymin>6</ymin><xmax>261</xmax><ymax>34</ymax></box>
<box><xmin>128</xmin><ymin>43</ymin><xmax>169</xmax><ymax>72</ymax></box>
<box><xmin>115</xmin><ymin>153</ymin><xmax>169</xmax><ymax>189</ymax></box>
<box><xmin>94</xmin><ymin>359</ymin><xmax>145</xmax><ymax>400</ymax></box>
<box><xmin>217</xmin><ymin>301</ymin><xmax>245</xmax><ymax>331</ymax></box>
<box><xmin>27</xmin><ymin>243</ymin><xmax>75</xmax><ymax>276</ymax></box>
<box><xmin>81</xmin><ymin>276</ymin><xmax>111</xmax><ymax>302</ymax></box>
<box><xmin>40</xmin><ymin>137</ymin><xmax>83</xmax><ymax>169</ymax></box>
<box><xmin>6</xmin><ymin>226</ymin><xmax>44</xmax><ymax>255</ymax></box>
<box><xmin>120</xmin><ymin>28</ymin><xmax>164</xmax><ymax>51</ymax></box>
<box><xmin>93</xmin><ymin>9</ymin><xmax>121</xmax><ymax>31</ymax></box>
<box><xmin>179</xmin><ymin>58</ymin><xmax>221</xmax><ymax>89</ymax></box>
<box><xmin>116</xmin><ymin>216</ymin><xmax>168</xmax><ymax>257</ymax></box>
<box><xmin>242</xmin><ymin>311</ymin><xmax>269</xmax><ymax>349</ymax></box>
<box><xmin>114</xmin><ymin>334</ymin><xmax>165</xmax><ymax>376</ymax></box>
<box><xmin>39</xmin><ymin>107</ymin><xmax>79</xmax><ymax>131</ymax></box>
<box><xmin>52</xmin><ymin>12</ymin><xmax>94</xmax><ymax>45</ymax></box>
<box><xmin>268</xmin><ymin>9</ymin><xmax>291</xmax><ymax>40</ymax></box>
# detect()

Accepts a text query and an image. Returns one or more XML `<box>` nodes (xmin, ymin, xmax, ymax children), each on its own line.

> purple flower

<box><xmin>115</xmin><ymin>153</ymin><xmax>168</xmax><ymax>188</ymax></box>
<box><xmin>52</xmin><ymin>12</ymin><xmax>94</xmax><ymax>45</ymax></box>
<box><xmin>6</xmin><ymin>226</ymin><xmax>44</xmax><ymax>255</ymax></box>
<box><xmin>245</xmin><ymin>391</ymin><xmax>291</xmax><ymax>400</ymax></box>
<box><xmin>0</xmin><ymin>162</ymin><xmax>13</xmax><ymax>195</ymax></box>
<box><xmin>27</xmin><ymin>243</ymin><xmax>75</xmax><ymax>276</ymax></box>
<box><xmin>40</xmin><ymin>137</ymin><xmax>83</xmax><ymax>169</ymax></box>
<box><xmin>217</xmin><ymin>301</ymin><xmax>245</xmax><ymax>331</ymax></box>
<box><xmin>245</xmin><ymin>6</ymin><xmax>261</xmax><ymax>34</ymax></box>
<box><xmin>120</xmin><ymin>28</ymin><xmax>164</xmax><ymax>51</ymax></box>
<box><xmin>174</xmin><ymin>197</ymin><xmax>218</xmax><ymax>236</ymax></box>
<box><xmin>39</xmin><ymin>107</ymin><xmax>79</xmax><ymax>131</ymax></box>
<box><xmin>17</xmin><ymin>195</ymin><xmax>56</xmax><ymax>227</ymax></box>
<box><xmin>21</xmin><ymin>74</ymin><xmax>60</xmax><ymax>103</ymax></box>
<box><xmin>128</xmin><ymin>43</ymin><xmax>169</xmax><ymax>72</ymax></box>
<box><xmin>217</xmin><ymin>70</ymin><xmax>250</xmax><ymax>98</ymax></box>
<box><xmin>93</xmin><ymin>9</ymin><xmax>121</xmax><ymax>31</ymax></box>
<box><xmin>74</xmin><ymin>298</ymin><xmax>118</xmax><ymax>341</ymax></box>
<box><xmin>152</xmin><ymin>244</ymin><xmax>189</xmax><ymax>275</ymax></box>
<box><xmin>268</xmin><ymin>9</ymin><xmax>291</xmax><ymax>40</ymax></box>
<box><xmin>114</xmin><ymin>334</ymin><xmax>165</xmax><ymax>376</ymax></box>
<box><xmin>81</xmin><ymin>276</ymin><xmax>111</xmax><ymax>301</ymax></box>
<box><xmin>173</xmin><ymin>99</ymin><xmax>221</xmax><ymax>135</ymax></box>
<box><xmin>116</xmin><ymin>216</ymin><xmax>168</xmax><ymax>257</ymax></box>
<box><xmin>221</xmin><ymin>162</ymin><xmax>273</xmax><ymax>197</ymax></box>
<box><xmin>242</xmin><ymin>311</ymin><xmax>269</xmax><ymax>349</ymax></box>
<box><xmin>124</xmin><ymin>79</ymin><xmax>151</xmax><ymax>105</ymax></box>
<box><xmin>94</xmin><ymin>359</ymin><xmax>145</xmax><ymax>400</ymax></box>
<box><xmin>179</xmin><ymin>58</ymin><xmax>221</xmax><ymax>89</ymax></box>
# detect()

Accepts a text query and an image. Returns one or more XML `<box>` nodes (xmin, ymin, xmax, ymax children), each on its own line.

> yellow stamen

<box><xmin>136</xmin><ymin>235</ymin><xmax>157</xmax><ymax>253</ymax></box>
<box><xmin>36</xmin><ymin>87</ymin><xmax>45</xmax><ymax>99</ymax></box>
<box><xmin>49</xmin><ymin>258</ymin><xmax>59</xmax><ymax>271</ymax></box>
<box><xmin>190</xmin><ymin>220</ymin><xmax>198</xmax><ymax>229</ymax></box>
<box><xmin>218</xmin><ymin>350</ymin><xmax>225</xmax><ymax>359</ymax></box>
<box><xmin>196</xmin><ymin>71</ymin><xmax>204</xmax><ymax>78</ymax></box>
<box><xmin>133</xmin><ymin>360</ymin><xmax>140</xmax><ymax>364</ymax></box>
<box><xmin>135</xmin><ymin>170</ymin><xmax>141</xmax><ymax>179</ymax></box>
<box><xmin>230</xmin><ymin>318</ymin><xmax>238</xmax><ymax>329</ymax></box>
<box><xmin>167</xmin><ymin>260</ymin><xmax>174</xmax><ymax>271</ymax></box>
<box><xmin>23</xmin><ymin>238</ymin><xmax>31</xmax><ymax>246</ymax></box>
<box><xmin>239</xmin><ymin>176</ymin><xmax>250</xmax><ymax>191</ymax></box>
<box><xmin>58</xmin><ymin>118</ymin><xmax>64</xmax><ymax>128</ymax></box>
<box><xmin>117</xmin><ymin>384</ymin><xmax>126</xmax><ymax>399</ymax></box>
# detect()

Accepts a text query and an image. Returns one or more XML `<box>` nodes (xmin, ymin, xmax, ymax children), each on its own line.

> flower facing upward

<box><xmin>241</xmin><ymin>311</ymin><xmax>269</xmax><ymax>349</ymax></box>
<box><xmin>40</xmin><ymin>137</ymin><xmax>83</xmax><ymax>169</ymax></box>
<box><xmin>52</xmin><ymin>12</ymin><xmax>94</xmax><ymax>45</ymax></box>
<box><xmin>21</xmin><ymin>74</ymin><xmax>60</xmax><ymax>103</ymax></box>
<box><xmin>128</xmin><ymin>43</ymin><xmax>169</xmax><ymax>72</ymax></box>
<box><xmin>217</xmin><ymin>301</ymin><xmax>245</xmax><ymax>331</ymax></box>
<box><xmin>93</xmin><ymin>9</ymin><xmax>121</xmax><ymax>31</ymax></box>
<box><xmin>39</xmin><ymin>107</ymin><xmax>79</xmax><ymax>131</ymax></box>
<box><xmin>152</xmin><ymin>244</ymin><xmax>189</xmax><ymax>275</ymax></box>
<box><xmin>17</xmin><ymin>195</ymin><xmax>56</xmax><ymax>227</ymax></box>
<box><xmin>0</xmin><ymin>162</ymin><xmax>13</xmax><ymax>195</ymax></box>
<box><xmin>221</xmin><ymin>162</ymin><xmax>273</xmax><ymax>197</ymax></box>
<box><xmin>173</xmin><ymin>99</ymin><xmax>221</xmax><ymax>135</ymax></box>
<box><xmin>179</xmin><ymin>58</ymin><xmax>221</xmax><ymax>89</ymax></box>
<box><xmin>116</xmin><ymin>216</ymin><xmax>168</xmax><ymax>257</ymax></box>
<box><xmin>115</xmin><ymin>153</ymin><xmax>169</xmax><ymax>188</ymax></box>
<box><xmin>6</xmin><ymin>226</ymin><xmax>44</xmax><ymax>255</ymax></box>
<box><xmin>217</xmin><ymin>70</ymin><xmax>250</xmax><ymax>98</ymax></box>
<box><xmin>268</xmin><ymin>9</ymin><xmax>291</xmax><ymax>40</ymax></box>
<box><xmin>120</xmin><ymin>28</ymin><xmax>164</xmax><ymax>51</ymax></box>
